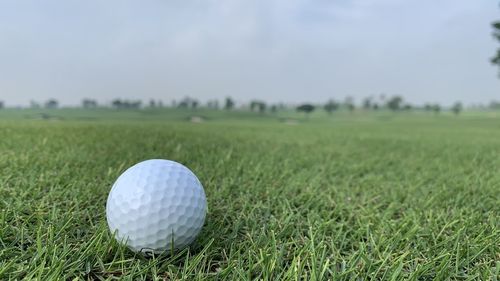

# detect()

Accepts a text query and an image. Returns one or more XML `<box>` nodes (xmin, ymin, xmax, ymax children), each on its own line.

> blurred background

<box><xmin>0</xmin><ymin>0</ymin><xmax>498</xmax><ymax>112</ymax></box>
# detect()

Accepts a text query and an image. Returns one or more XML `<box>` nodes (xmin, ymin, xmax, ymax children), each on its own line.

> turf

<box><xmin>0</xmin><ymin>109</ymin><xmax>498</xmax><ymax>280</ymax></box>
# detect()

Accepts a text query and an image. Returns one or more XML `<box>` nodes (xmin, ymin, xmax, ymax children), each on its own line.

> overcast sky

<box><xmin>0</xmin><ymin>0</ymin><xmax>498</xmax><ymax>107</ymax></box>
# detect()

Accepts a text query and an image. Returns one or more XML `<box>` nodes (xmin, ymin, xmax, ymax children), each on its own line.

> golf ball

<box><xmin>106</xmin><ymin>159</ymin><xmax>207</xmax><ymax>254</ymax></box>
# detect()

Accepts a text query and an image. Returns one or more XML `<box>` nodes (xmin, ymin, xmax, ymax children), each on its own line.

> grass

<box><xmin>0</xmin><ymin>109</ymin><xmax>499</xmax><ymax>280</ymax></box>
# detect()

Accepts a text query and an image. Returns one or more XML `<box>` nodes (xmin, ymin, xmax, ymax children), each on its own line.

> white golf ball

<box><xmin>106</xmin><ymin>159</ymin><xmax>207</xmax><ymax>254</ymax></box>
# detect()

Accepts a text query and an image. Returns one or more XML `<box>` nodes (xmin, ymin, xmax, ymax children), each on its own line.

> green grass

<box><xmin>0</xmin><ymin>109</ymin><xmax>498</xmax><ymax>280</ymax></box>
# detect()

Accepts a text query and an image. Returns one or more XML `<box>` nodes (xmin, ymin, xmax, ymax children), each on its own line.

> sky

<box><xmin>0</xmin><ymin>0</ymin><xmax>499</xmax><ymax>107</ymax></box>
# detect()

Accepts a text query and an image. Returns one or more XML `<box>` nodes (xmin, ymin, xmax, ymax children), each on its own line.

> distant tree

<box><xmin>45</xmin><ymin>99</ymin><xmax>59</xmax><ymax>109</ymax></box>
<box><xmin>130</xmin><ymin>100</ymin><xmax>141</xmax><ymax>109</ymax></box>
<box><xmin>149</xmin><ymin>99</ymin><xmax>156</xmax><ymax>108</ymax></box>
<box><xmin>296</xmin><ymin>104</ymin><xmax>315</xmax><ymax>116</ymax></box>
<box><xmin>372</xmin><ymin>103</ymin><xmax>379</xmax><ymax>110</ymax></box>
<box><xmin>250</xmin><ymin>100</ymin><xmax>266</xmax><ymax>113</ymax></box>
<box><xmin>82</xmin><ymin>99</ymin><xmax>97</xmax><ymax>108</ymax></box>
<box><xmin>362</xmin><ymin>97</ymin><xmax>373</xmax><ymax>110</ymax></box>
<box><xmin>402</xmin><ymin>104</ymin><xmax>412</xmax><ymax>111</ymax></box>
<box><xmin>490</xmin><ymin>100</ymin><xmax>500</xmax><ymax>110</ymax></box>
<box><xmin>177</xmin><ymin>97</ymin><xmax>199</xmax><ymax>109</ymax></box>
<box><xmin>432</xmin><ymin>104</ymin><xmax>441</xmax><ymax>114</ymax></box>
<box><xmin>0</xmin><ymin>101</ymin><xmax>4</xmax><ymax>109</ymax></box>
<box><xmin>270</xmin><ymin>105</ymin><xmax>277</xmax><ymax>113</ymax></box>
<box><xmin>30</xmin><ymin>100</ymin><xmax>41</xmax><ymax>109</ymax></box>
<box><xmin>192</xmin><ymin>100</ymin><xmax>199</xmax><ymax>109</ymax></box>
<box><xmin>451</xmin><ymin>102</ymin><xmax>463</xmax><ymax>115</ymax></box>
<box><xmin>258</xmin><ymin>102</ymin><xmax>266</xmax><ymax>113</ymax></box>
<box><xmin>207</xmin><ymin>100</ymin><xmax>219</xmax><ymax>109</ymax></box>
<box><xmin>324</xmin><ymin>99</ymin><xmax>339</xmax><ymax>114</ymax></box>
<box><xmin>492</xmin><ymin>21</ymin><xmax>500</xmax><ymax>73</ymax></box>
<box><xmin>112</xmin><ymin>99</ymin><xmax>123</xmax><ymax>109</ymax></box>
<box><xmin>130</xmin><ymin>100</ymin><xmax>142</xmax><ymax>109</ymax></box>
<box><xmin>386</xmin><ymin>96</ymin><xmax>403</xmax><ymax>111</ymax></box>
<box><xmin>250</xmin><ymin>101</ymin><xmax>258</xmax><ymax>112</ymax></box>
<box><xmin>111</xmin><ymin>99</ymin><xmax>141</xmax><ymax>109</ymax></box>
<box><xmin>424</xmin><ymin>103</ymin><xmax>433</xmax><ymax>112</ymax></box>
<box><xmin>178</xmin><ymin>97</ymin><xmax>190</xmax><ymax>109</ymax></box>
<box><xmin>158</xmin><ymin>100</ymin><xmax>164</xmax><ymax>108</ymax></box>
<box><xmin>224</xmin><ymin>97</ymin><xmax>235</xmax><ymax>110</ymax></box>
<box><xmin>344</xmin><ymin>96</ymin><xmax>355</xmax><ymax>113</ymax></box>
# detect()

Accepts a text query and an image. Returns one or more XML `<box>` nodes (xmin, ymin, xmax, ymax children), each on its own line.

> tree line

<box><xmin>0</xmin><ymin>95</ymin><xmax>474</xmax><ymax>116</ymax></box>
<box><xmin>295</xmin><ymin>96</ymin><xmax>464</xmax><ymax>115</ymax></box>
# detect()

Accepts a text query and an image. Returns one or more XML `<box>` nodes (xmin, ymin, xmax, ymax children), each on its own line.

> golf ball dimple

<box><xmin>106</xmin><ymin>159</ymin><xmax>207</xmax><ymax>254</ymax></box>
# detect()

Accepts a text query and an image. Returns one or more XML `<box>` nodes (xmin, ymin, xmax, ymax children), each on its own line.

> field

<box><xmin>0</xmin><ymin>108</ymin><xmax>499</xmax><ymax>280</ymax></box>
